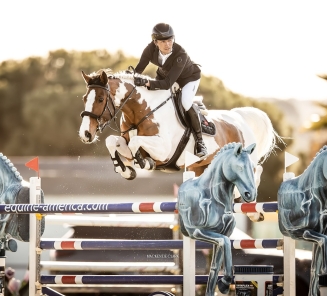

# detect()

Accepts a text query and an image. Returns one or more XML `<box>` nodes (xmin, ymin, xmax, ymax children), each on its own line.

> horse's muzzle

<box><xmin>79</xmin><ymin>130</ymin><xmax>93</xmax><ymax>144</ymax></box>
<box><xmin>243</xmin><ymin>191</ymin><xmax>256</xmax><ymax>203</ymax></box>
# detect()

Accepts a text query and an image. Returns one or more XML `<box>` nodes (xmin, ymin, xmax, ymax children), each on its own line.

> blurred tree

<box><xmin>318</xmin><ymin>74</ymin><xmax>327</xmax><ymax>81</ymax></box>
<box><xmin>307</xmin><ymin>102</ymin><xmax>327</xmax><ymax>131</ymax></box>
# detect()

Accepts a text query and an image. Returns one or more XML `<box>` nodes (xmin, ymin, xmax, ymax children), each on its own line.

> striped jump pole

<box><xmin>40</xmin><ymin>274</ymin><xmax>218</xmax><ymax>285</ymax></box>
<box><xmin>26</xmin><ymin>173</ymin><xmax>280</xmax><ymax>296</ymax></box>
<box><xmin>0</xmin><ymin>201</ymin><xmax>278</xmax><ymax>214</ymax></box>
<box><xmin>39</xmin><ymin>238</ymin><xmax>283</xmax><ymax>250</ymax></box>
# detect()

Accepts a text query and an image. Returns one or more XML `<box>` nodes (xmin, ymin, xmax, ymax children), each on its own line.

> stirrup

<box><xmin>195</xmin><ymin>141</ymin><xmax>208</xmax><ymax>158</ymax></box>
<box><xmin>196</xmin><ymin>150</ymin><xmax>208</xmax><ymax>158</ymax></box>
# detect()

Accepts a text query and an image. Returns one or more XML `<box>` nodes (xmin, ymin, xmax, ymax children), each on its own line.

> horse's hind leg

<box><xmin>303</xmin><ymin>230</ymin><xmax>327</xmax><ymax>273</ymax></box>
<box><xmin>207</xmin><ymin>244</ymin><xmax>224</xmax><ymax>295</ymax></box>
<box><xmin>303</xmin><ymin>230</ymin><xmax>327</xmax><ymax>296</ymax></box>
<box><xmin>309</xmin><ymin>243</ymin><xmax>321</xmax><ymax>296</ymax></box>
<box><xmin>193</xmin><ymin>229</ymin><xmax>232</xmax><ymax>295</ymax></box>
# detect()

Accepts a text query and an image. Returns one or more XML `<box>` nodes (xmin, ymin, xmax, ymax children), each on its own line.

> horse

<box><xmin>0</xmin><ymin>153</ymin><xmax>39</xmax><ymax>244</ymax></box>
<box><xmin>178</xmin><ymin>142</ymin><xmax>257</xmax><ymax>295</ymax></box>
<box><xmin>278</xmin><ymin>145</ymin><xmax>327</xmax><ymax>296</ymax></box>
<box><xmin>78</xmin><ymin>69</ymin><xmax>281</xmax><ymax>186</ymax></box>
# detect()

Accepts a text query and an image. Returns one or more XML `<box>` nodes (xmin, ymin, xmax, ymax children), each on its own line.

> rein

<box><xmin>81</xmin><ymin>81</ymin><xmax>173</xmax><ymax>135</ymax></box>
<box><xmin>121</xmin><ymin>94</ymin><xmax>173</xmax><ymax>135</ymax></box>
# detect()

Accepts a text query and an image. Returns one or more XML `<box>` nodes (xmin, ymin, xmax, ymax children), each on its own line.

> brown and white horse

<box><xmin>79</xmin><ymin>69</ymin><xmax>281</xmax><ymax>187</ymax></box>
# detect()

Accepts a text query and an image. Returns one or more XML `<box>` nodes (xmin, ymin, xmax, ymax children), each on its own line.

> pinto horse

<box><xmin>278</xmin><ymin>145</ymin><xmax>327</xmax><ymax>296</ymax></box>
<box><xmin>79</xmin><ymin>69</ymin><xmax>280</xmax><ymax>186</ymax></box>
<box><xmin>178</xmin><ymin>142</ymin><xmax>257</xmax><ymax>295</ymax></box>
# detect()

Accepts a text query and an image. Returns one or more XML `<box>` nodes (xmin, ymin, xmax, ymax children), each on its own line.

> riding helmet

<box><xmin>151</xmin><ymin>23</ymin><xmax>174</xmax><ymax>40</ymax></box>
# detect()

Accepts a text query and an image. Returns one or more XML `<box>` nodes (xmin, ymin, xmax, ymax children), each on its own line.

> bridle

<box><xmin>80</xmin><ymin>80</ymin><xmax>173</xmax><ymax>135</ymax></box>
<box><xmin>80</xmin><ymin>83</ymin><xmax>136</xmax><ymax>133</ymax></box>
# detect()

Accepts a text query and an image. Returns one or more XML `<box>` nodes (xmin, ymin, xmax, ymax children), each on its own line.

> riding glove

<box><xmin>134</xmin><ymin>77</ymin><xmax>148</xmax><ymax>87</ymax></box>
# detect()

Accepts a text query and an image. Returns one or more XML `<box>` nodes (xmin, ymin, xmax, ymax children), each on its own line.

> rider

<box><xmin>133</xmin><ymin>23</ymin><xmax>208</xmax><ymax>158</ymax></box>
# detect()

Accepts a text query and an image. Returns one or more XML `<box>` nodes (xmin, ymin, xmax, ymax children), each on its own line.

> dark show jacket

<box><xmin>134</xmin><ymin>42</ymin><xmax>201</xmax><ymax>90</ymax></box>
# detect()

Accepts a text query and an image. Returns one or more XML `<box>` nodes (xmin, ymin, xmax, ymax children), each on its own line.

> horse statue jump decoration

<box><xmin>278</xmin><ymin>145</ymin><xmax>327</xmax><ymax>296</ymax></box>
<box><xmin>0</xmin><ymin>153</ymin><xmax>44</xmax><ymax>245</ymax></box>
<box><xmin>79</xmin><ymin>69</ymin><xmax>281</xmax><ymax>185</ymax></box>
<box><xmin>178</xmin><ymin>142</ymin><xmax>257</xmax><ymax>295</ymax></box>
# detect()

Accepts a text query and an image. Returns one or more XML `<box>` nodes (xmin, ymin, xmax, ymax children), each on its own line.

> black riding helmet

<box><xmin>151</xmin><ymin>23</ymin><xmax>174</xmax><ymax>40</ymax></box>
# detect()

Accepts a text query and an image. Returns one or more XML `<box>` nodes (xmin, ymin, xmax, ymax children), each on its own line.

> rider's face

<box><xmin>155</xmin><ymin>38</ymin><xmax>174</xmax><ymax>55</ymax></box>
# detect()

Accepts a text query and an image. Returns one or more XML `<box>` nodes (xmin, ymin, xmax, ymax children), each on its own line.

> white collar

<box><xmin>159</xmin><ymin>50</ymin><xmax>173</xmax><ymax>65</ymax></box>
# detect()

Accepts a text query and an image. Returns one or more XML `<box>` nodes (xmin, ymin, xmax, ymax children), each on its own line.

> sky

<box><xmin>1</xmin><ymin>0</ymin><xmax>327</xmax><ymax>101</ymax></box>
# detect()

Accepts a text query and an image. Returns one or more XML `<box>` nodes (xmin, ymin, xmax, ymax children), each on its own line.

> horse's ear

<box><xmin>100</xmin><ymin>71</ymin><xmax>108</xmax><ymax>85</ymax></box>
<box><xmin>234</xmin><ymin>143</ymin><xmax>243</xmax><ymax>156</ymax></box>
<box><xmin>81</xmin><ymin>71</ymin><xmax>90</xmax><ymax>84</ymax></box>
<box><xmin>245</xmin><ymin>143</ymin><xmax>256</xmax><ymax>155</ymax></box>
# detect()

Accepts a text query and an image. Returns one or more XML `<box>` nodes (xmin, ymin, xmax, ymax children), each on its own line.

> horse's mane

<box><xmin>303</xmin><ymin>145</ymin><xmax>327</xmax><ymax>173</ymax></box>
<box><xmin>0</xmin><ymin>153</ymin><xmax>22</xmax><ymax>182</ymax></box>
<box><xmin>197</xmin><ymin>142</ymin><xmax>247</xmax><ymax>190</ymax></box>
<box><xmin>203</xmin><ymin>142</ymin><xmax>240</xmax><ymax>173</ymax></box>
<box><xmin>90</xmin><ymin>68</ymin><xmax>155</xmax><ymax>82</ymax></box>
<box><xmin>217</xmin><ymin>142</ymin><xmax>239</xmax><ymax>155</ymax></box>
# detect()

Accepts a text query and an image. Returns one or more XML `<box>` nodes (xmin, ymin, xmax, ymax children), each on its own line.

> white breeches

<box><xmin>181</xmin><ymin>79</ymin><xmax>200</xmax><ymax>111</ymax></box>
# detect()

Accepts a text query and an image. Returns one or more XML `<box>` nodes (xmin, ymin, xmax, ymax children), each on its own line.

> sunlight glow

<box><xmin>1</xmin><ymin>0</ymin><xmax>327</xmax><ymax>101</ymax></box>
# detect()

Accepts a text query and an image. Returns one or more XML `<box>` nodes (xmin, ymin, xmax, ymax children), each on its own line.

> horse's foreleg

<box><xmin>128</xmin><ymin>135</ymin><xmax>171</xmax><ymax>167</ymax></box>
<box><xmin>193</xmin><ymin>229</ymin><xmax>232</xmax><ymax>295</ymax></box>
<box><xmin>303</xmin><ymin>229</ymin><xmax>327</xmax><ymax>295</ymax></box>
<box><xmin>133</xmin><ymin>149</ymin><xmax>156</xmax><ymax>170</ymax></box>
<box><xmin>106</xmin><ymin>135</ymin><xmax>133</xmax><ymax>159</ymax></box>
<box><xmin>106</xmin><ymin>136</ymin><xmax>136</xmax><ymax>180</ymax></box>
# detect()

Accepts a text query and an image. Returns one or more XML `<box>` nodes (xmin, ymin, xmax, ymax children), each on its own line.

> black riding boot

<box><xmin>187</xmin><ymin>106</ymin><xmax>208</xmax><ymax>158</ymax></box>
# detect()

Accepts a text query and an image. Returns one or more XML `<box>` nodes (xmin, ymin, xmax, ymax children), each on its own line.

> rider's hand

<box><xmin>134</xmin><ymin>77</ymin><xmax>148</xmax><ymax>87</ymax></box>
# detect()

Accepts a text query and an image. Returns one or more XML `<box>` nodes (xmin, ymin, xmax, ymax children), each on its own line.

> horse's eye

<box><xmin>99</xmin><ymin>97</ymin><xmax>104</xmax><ymax>103</ymax></box>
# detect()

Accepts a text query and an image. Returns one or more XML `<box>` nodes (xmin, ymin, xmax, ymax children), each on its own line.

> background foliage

<box><xmin>0</xmin><ymin>49</ymin><xmax>293</xmax><ymax>201</ymax></box>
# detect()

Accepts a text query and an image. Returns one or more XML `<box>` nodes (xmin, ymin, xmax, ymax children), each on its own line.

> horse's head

<box><xmin>305</xmin><ymin>145</ymin><xmax>327</xmax><ymax>186</ymax></box>
<box><xmin>79</xmin><ymin>70</ymin><xmax>114</xmax><ymax>143</ymax></box>
<box><xmin>0</xmin><ymin>153</ymin><xmax>23</xmax><ymax>203</ymax></box>
<box><xmin>0</xmin><ymin>153</ymin><xmax>31</xmax><ymax>242</ymax></box>
<box><xmin>222</xmin><ymin>142</ymin><xmax>257</xmax><ymax>203</ymax></box>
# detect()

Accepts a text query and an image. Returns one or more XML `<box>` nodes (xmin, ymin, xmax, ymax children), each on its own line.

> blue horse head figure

<box><xmin>0</xmin><ymin>153</ymin><xmax>44</xmax><ymax>243</ymax></box>
<box><xmin>278</xmin><ymin>145</ymin><xmax>327</xmax><ymax>296</ymax></box>
<box><xmin>177</xmin><ymin>142</ymin><xmax>257</xmax><ymax>295</ymax></box>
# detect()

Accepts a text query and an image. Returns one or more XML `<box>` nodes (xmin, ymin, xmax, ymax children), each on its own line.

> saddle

<box><xmin>172</xmin><ymin>89</ymin><xmax>216</xmax><ymax>136</ymax></box>
<box><xmin>156</xmin><ymin>89</ymin><xmax>216</xmax><ymax>172</ymax></box>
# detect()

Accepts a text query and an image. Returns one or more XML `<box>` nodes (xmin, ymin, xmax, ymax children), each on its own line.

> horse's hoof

<box><xmin>217</xmin><ymin>276</ymin><xmax>232</xmax><ymax>294</ymax></box>
<box><xmin>145</xmin><ymin>157</ymin><xmax>156</xmax><ymax>170</ymax></box>
<box><xmin>123</xmin><ymin>166</ymin><xmax>136</xmax><ymax>180</ymax></box>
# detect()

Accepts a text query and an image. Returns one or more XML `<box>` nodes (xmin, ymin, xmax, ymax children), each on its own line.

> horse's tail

<box><xmin>231</xmin><ymin>107</ymin><xmax>284</xmax><ymax>163</ymax></box>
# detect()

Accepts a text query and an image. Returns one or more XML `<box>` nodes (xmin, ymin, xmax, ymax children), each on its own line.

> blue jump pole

<box><xmin>39</xmin><ymin>239</ymin><xmax>282</xmax><ymax>250</ymax></box>
<box><xmin>40</xmin><ymin>274</ymin><xmax>217</xmax><ymax>285</ymax></box>
<box><xmin>0</xmin><ymin>202</ymin><xmax>278</xmax><ymax>214</ymax></box>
